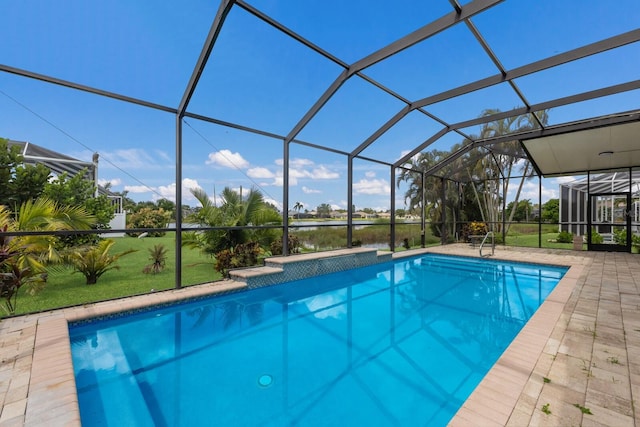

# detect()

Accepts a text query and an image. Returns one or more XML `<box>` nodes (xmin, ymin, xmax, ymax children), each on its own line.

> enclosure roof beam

<box><xmin>348</xmin><ymin>0</ymin><xmax>503</xmax><ymax>75</ymax></box>
<box><xmin>413</xmin><ymin>28</ymin><xmax>640</xmax><ymax>109</ymax></box>
<box><xmin>448</xmin><ymin>79</ymin><xmax>640</xmax><ymax>131</ymax></box>
<box><xmin>236</xmin><ymin>0</ymin><xmax>348</xmax><ymax>69</ymax></box>
<box><xmin>422</xmin><ymin>111</ymin><xmax>640</xmax><ymax>177</ymax></box>
<box><xmin>394</xmin><ymin>79</ymin><xmax>640</xmax><ymax>170</ymax></box>
<box><xmin>0</xmin><ymin>64</ymin><xmax>176</xmax><ymax>114</ymax></box>
<box><xmin>351</xmin><ymin>106</ymin><xmax>413</xmax><ymax>157</ymax></box>
<box><xmin>284</xmin><ymin>0</ymin><xmax>501</xmax><ymax>146</ymax></box>
<box><xmin>464</xmin><ymin>19</ymin><xmax>543</xmax><ymax>129</ymax></box>
<box><xmin>178</xmin><ymin>0</ymin><xmax>235</xmax><ymax>116</ymax></box>
<box><xmin>393</xmin><ymin>128</ymin><xmax>450</xmax><ymax>168</ymax></box>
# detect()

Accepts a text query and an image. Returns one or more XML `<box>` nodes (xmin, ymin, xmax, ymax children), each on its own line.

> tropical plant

<box><xmin>0</xmin><ymin>227</ymin><xmax>46</xmax><ymax>315</ymax></box>
<box><xmin>270</xmin><ymin>234</ymin><xmax>301</xmax><ymax>255</ymax></box>
<box><xmin>66</xmin><ymin>239</ymin><xmax>136</xmax><ymax>284</ymax></box>
<box><xmin>0</xmin><ymin>197</ymin><xmax>95</xmax><ymax>313</ymax></box>
<box><xmin>214</xmin><ymin>241</ymin><xmax>262</xmax><ymax>277</ymax></box>
<box><xmin>143</xmin><ymin>244</ymin><xmax>168</xmax><ymax>274</ymax></box>
<box><xmin>183</xmin><ymin>187</ymin><xmax>282</xmax><ymax>257</ymax></box>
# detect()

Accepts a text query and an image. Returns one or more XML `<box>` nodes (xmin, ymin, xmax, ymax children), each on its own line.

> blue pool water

<box><xmin>69</xmin><ymin>254</ymin><xmax>567</xmax><ymax>426</ymax></box>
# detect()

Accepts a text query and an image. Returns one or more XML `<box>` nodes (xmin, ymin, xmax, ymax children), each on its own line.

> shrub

<box><xmin>214</xmin><ymin>241</ymin><xmax>262</xmax><ymax>277</ymax></box>
<box><xmin>591</xmin><ymin>228</ymin><xmax>603</xmax><ymax>244</ymax></box>
<box><xmin>460</xmin><ymin>221</ymin><xmax>488</xmax><ymax>241</ymax></box>
<box><xmin>127</xmin><ymin>208</ymin><xmax>171</xmax><ymax>237</ymax></box>
<box><xmin>556</xmin><ymin>231</ymin><xmax>573</xmax><ymax>243</ymax></box>
<box><xmin>613</xmin><ymin>228</ymin><xmax>627</xmax><ymax>245</ymax></box>
<box><xmin>270</xmin><ymin>235</ymin><xmax>301</xmax><ymax>255</ymax></box>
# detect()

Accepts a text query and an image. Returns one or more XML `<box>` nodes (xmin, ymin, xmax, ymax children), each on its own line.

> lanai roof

<box><xmin>1</xmin><ymin>0</ymin><xmax>639</xmax><ymax>197</ymax></box>
<box><xmin>7</xmin><ymin>139</ymin><xmax>95</xmax><ymax>178</ymax></box>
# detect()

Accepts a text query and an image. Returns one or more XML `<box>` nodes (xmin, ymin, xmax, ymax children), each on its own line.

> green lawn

<box><xmin>8</xmin><ymin>223</ymin><xmax>578</xmax><ymax>317</ymax></box>
<box><xmin>12</xmin><ymin>235</ymin><xmax>221</xmax><ymax>316</ymax></box>
<box><xmin>505</xmin><ymin>232</ymin><xmax>577</xmax><ymax>250</ymax></box>
<box><xmin>504</xmin><ymin>224</ymin><xmax>579</xmax><ymax>250</ymax></box>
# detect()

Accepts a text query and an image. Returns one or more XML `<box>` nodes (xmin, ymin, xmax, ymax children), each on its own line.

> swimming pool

<box><xmin>69</xmin><ymin>254</ymin><xmax>567</xmax><ymax>426</ymax></box>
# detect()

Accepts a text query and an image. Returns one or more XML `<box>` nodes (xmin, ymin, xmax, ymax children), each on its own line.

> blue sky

<box><xmin>1</xmin><ymin>0</ymin><xmax>638</xmax><ymax>212</ymax></box>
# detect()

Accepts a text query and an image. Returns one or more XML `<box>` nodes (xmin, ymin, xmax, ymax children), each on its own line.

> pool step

<box><xmin>229</xmin><ymin>248</ymin><xmax>392</xmax><ymax>288</ymax></box>
<box><xmin>228</xmin><ymin>266</ymin><xmax>283</xmax><ymax>285</ymax></box>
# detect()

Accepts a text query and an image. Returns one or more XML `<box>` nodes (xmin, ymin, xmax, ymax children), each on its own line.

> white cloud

<box><xmin>154</xmin><ymin>150</ymin><xmax>172</xmax><ymax>163</ymax></box>
<box><xmin>247</xmin><ymin>158</ymin><xmax>340</xmax><ymax>188</ymax></box>
<box><xmin>98</xmin><ymin>178</ymin><xmax>121</xmax><ymax>187</ymax></box>
<box><xmin>247</xmin><ymin>167</ymin><xmax>275</xmax><ymax>179</ymax></box>
<box><xmin>330</xmin><ymin>204</ymin><xmax>342</xmax><ymax>210</ymax></box>
<box><xmin>302</xmin><ymin>186</ymin><xmax>321</xmax><ymax>194</ymax></box>
<box><xmin>353</xmin><ymin>178</ymin><xmax>391</xmax><ymax>195</ymax></box>
<box><xmin>507</xmin><ymin>181</ymin><xmax>558</xmax><ymax>204</ymax></box>
<box><xmin>264</xmin><ymin>198</ymin><xmax>282</xmax><ymax>210</ymax></box>
<box><xmin>555</xmin><ymin>176</ymin><xmax>577</xmax><ymax>184</ymax></box>
<box><xmin>365</xmin><ymin>171</ymin><xmax>376</xmax><ymax>178</ymax></box>
<box><xmin>289</xmin><ymin>169</ymin><xmax>309</xmax><ymax>179</ymax></box>
<box><xmin>276</xmin><ymin>158</ymin><xmax>315</xmax><ymax>168</ymax></box>
<box><xmin>126</xmin><ymin>179</ymin><xmax>203</xmax><ymax>202</ymax></box>
<box><xmin>205</xmin><ymin>149</ymin><xmax>249</xmax><ymax>169</ymax></box>
<box><xmin>156</xmin><ymin>183</ymin><xmax>176</xmax><ymax>200</ymax></box>
<box><xmin>310</xmin><ymin>165</ymin><xmax>339</xmax><ymax>179</ymax></box>
<box><xmin>124</xmin><ymin>185</ymin><xmax>152</xmax><ymax>193</ymax></box>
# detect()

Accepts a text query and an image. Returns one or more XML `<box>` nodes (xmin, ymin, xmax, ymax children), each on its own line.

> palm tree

<box><xmin>0</xmin><ymin>197</ymin><xmax>95</xmax><ymax>313</ymax></box>
<box><xmin>183</xmin><ymin>187</ymin><xmax>282</xmax><ymax>256</ymax></box>
<box><xmin>293</xmin><ymin>201</ymin><xmax>303</xmax><ymax>220</ymax></box>
<box><xmin>397</xmin><ymin>109</ymin><xmax>549</xmax><ymax>239</ymax></box>
<box><xmin>397</xmin><ymin>149</ymin><xmax>464</xmax><ymax>239</ymax></box>
<box><xmin>474</xmin><ymin>109</ymin><xmax>547</xmax><ymax>234</ymax></box>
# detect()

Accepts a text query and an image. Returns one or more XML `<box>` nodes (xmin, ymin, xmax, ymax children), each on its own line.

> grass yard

<box><xmin>8</xmin><ymin>222</ymin><xmax>577</xmax><ymax>317</ymax></box>
<box><xmin>12</xmin><ymin>235</ymin><xmax>221</xmax><ymax>316</ymax></box>
<box><xmin>506</xmin><ymin>233</ymin><xmax>577</xmax><ymax>250</ymax></box>
<box><xmin>504</xmin><ymin>223</ymin><xmax>578</xmax><ymax>250</ymax></box>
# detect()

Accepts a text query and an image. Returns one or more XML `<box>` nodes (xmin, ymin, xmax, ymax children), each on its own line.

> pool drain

<box><xmin>258</xmin><ymin>374</ymin><xmax>273</xmax><ymax>388</ymax></box>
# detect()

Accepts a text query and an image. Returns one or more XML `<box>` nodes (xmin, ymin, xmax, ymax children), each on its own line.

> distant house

<box><xmin>288</xmin><ymin>210</ymin><xmax>315</xmax><ymax>219</ymax></box>
<box><xmin>6</xmin><ymin>140</ymin><xmax>126</xmax><ymax>235</ymax></box>
<box><xmin>353</xmin><ymin>211</ymin><xmax>375</xmax><ymax>219</ymax></box>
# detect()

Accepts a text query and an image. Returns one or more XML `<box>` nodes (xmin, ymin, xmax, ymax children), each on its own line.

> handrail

<box><xmin>479</xmin><ymin>231</ymin><xmax>495</xmax><ymax>257</ymax></box>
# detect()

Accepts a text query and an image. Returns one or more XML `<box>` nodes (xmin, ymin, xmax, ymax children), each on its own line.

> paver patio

<box><xmin>0</xmin><ymin>245</ymin><xmax>638</xmax><ymax>426</ymax></box>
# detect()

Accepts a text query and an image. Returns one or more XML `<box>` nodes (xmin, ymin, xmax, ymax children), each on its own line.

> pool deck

<box><xmin>0</xmin><ymin>245</ymin><xmax>639</xmax><ymax>426</ymax></box>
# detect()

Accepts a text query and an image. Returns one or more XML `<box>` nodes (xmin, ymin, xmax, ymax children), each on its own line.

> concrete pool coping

<box><xmin>0</xmin><ymin>245</ymin><xmax>638</xmax><ymax>426</ymax></box>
